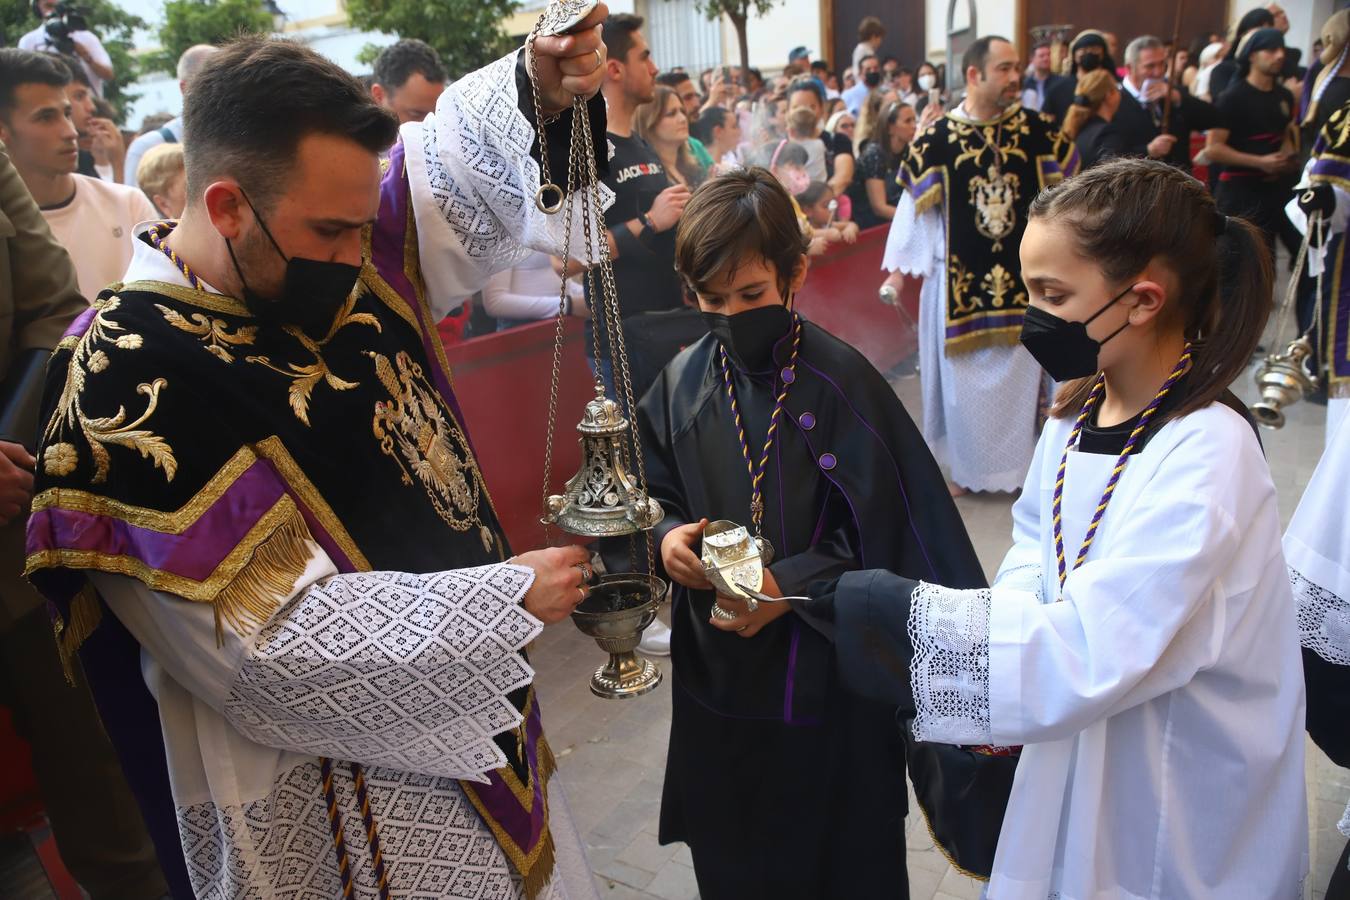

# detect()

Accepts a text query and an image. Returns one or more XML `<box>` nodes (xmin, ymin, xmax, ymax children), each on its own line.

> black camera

<box><xmin>38</xmin><ymin>1</ymin><xmax>90</xmax><ymax>56</ymax></box>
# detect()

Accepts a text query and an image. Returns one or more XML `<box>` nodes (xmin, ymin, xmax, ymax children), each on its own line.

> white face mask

<box><xmin>917</xmin><ymin>73</ymin><xmax>937</xmax><ymax>91</ymax></box>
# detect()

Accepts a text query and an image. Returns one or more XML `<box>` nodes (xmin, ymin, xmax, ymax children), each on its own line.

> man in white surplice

<box><xmin>24</xmin><ymin>8</ymin><xmax>616</xmax><ymax>899</ymax></box>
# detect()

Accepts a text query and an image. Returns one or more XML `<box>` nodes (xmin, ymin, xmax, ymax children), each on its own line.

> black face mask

<box><xmin>702</xmin><ymin>303</ymin><xmax>793</xmax><ymax>372</ymax></box>
<box><xmin>226</xmin><ymin>190</ymin><xmax>361</xmax><ymax>338</ymax></box>
<box><xmin>1077</xmin><ymin>51</ymin><xmax>1104</xmax><ymax>73</ymax></box>
<box><xmin>1019</xmin><ymin>284</ymin><xmax>1134</xmax><ymax>382</ymax></box>
<box><xmin>863</xmin><ymin>69</ymin><xmax>883</xmax><ymax>88</ymax></box>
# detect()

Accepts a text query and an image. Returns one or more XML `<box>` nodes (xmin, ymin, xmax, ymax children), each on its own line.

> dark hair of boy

<box><xmin>787</xmin><ymin>77</ymin><xmax>826</xmax><ymax>104</ymax></box>
<box><xmin>182</xmin><ymin>37</ymin><xmax>399</xmax><ymax>211</ymax></box>
<box><xmin>601</xmin><ymin>13</ymin><xmax>645</xmax><ymax>66</ymax></box>
<box><xmin>797</xmin><ymin>180</ymin><xmax>832</xmax><ymax>208</ymax></box>
<box><xmin>656</xmin><ymin>71</ymin><xmax>692</xmax><ymax>89</ymax></box>
<box><xmin>1033</xmin><ymin>157</ymin><xmax>1272</xmax><ymax>426</ymax></box>
<box><xmin>372</xmin><ymin>39</ymin><xmax>446</xmax><ymax>91</ymax></box>
<box><xmin>46</xmin><ymin>50</ymin><xmax>89</xmax><ymax>88</ymax></box>
<box><xmin>0</xmin><ymin>47</ymin><xmax>69</xmax><ymax>120</ymax></box>
<box><xmin>858</xmin><ymin>16</ymin><xmax>886</xmax><ymax>42</ymax></box>
<box><xmin>675</xmin><ymin>167</ymin><xmax>809</xmax><ymax>297</ymax></box>
<box><xmin>691</xmin><ymin>106</ymin><xmax>732</xmax><ymax>145</ymax></box>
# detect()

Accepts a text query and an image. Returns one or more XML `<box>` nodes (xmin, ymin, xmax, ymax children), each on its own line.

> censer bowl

<box><xmin>570</xmin><ymin>573</ymin><xmax>666</xmax><ymax>699</ymax></box>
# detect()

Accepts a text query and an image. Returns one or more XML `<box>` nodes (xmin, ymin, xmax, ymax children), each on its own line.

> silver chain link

<box><xmin>529</xmin><ymin>17</ymin><xmax>655</xmax><ymax>574</ymax></box>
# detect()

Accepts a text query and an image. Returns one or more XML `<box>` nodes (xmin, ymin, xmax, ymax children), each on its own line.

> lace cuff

<box><xmin>907</xmin><ymin>581</ymin><xmax>993</xmax><ymax>744</ymax></box>
<box><xmin>406</xmin><ymin>52</ymin><xmax>613</xmax><ymax>315</ymax></box>
<box><xmin>224</xmin><ymin>563</ymin><xmax>540</xmax><ymax>781</ymax></box>
<box><xmin>1291</xmin><ymin>566</ymin><xmax>1350</xmax><ymax>665</ymax></box>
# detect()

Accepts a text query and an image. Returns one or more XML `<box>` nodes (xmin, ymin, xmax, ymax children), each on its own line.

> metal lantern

<box><xmin>543</xmin><ymin>388</ymin><xmax>663</xmax><ymax>537</ymax></box>
<box><xmin>1251</xmin><ymin>335</ymin><xmax>1320</xmax><ymax>430</ymax></box>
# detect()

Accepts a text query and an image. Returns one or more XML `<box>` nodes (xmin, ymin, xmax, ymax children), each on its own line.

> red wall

<box><xmin>444</xmin><ymin>224</ymin><xmax>916</xmax><ymax>552</ymax></box>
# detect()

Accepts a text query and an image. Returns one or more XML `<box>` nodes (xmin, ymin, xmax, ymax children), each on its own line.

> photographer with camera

<box><xmin>18</xmin><ymin>0</ymin><xmax>112</xmax><ymax>97</ymax></box>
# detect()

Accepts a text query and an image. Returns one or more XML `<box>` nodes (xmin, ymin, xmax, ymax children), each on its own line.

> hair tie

<box><xmin>1213</xmin><ymin>211</ymin><xmax>1229</xmax><ymax>235</ymax></box>
<box><xmin>1072</xmin><ymin>93</ymin><xmax>1091</xmax><ymax>106</ymax></box>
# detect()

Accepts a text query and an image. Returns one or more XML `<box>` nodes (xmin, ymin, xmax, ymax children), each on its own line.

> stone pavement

<box><xmin>533</xmin><ymin>352</ymin><xmax>1350</xmax><ymax>900</ymax></box>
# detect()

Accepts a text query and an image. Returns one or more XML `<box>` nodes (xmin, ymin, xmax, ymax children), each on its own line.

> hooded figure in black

<box><xmin>635</xmin><ymin>168</ymin><xmax>984</xmax><ymax>898</ymax></box>
<box><xmin>1044</xmin><ymin>30</ymin><xmax>1118</xmax><ymax>125</ymax></box>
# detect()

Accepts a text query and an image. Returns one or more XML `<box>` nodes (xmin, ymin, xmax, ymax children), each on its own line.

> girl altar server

<box><xmin>806</xmin><ymin>158</ymin><xmax>1309</xmax><ymax>899</ymax></box>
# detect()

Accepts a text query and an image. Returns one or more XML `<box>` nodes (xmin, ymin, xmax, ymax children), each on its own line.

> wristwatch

<box><xmin>638</xmin><ymin>211</ymin><xmax>656</xmax><ymax>243</ymax></box>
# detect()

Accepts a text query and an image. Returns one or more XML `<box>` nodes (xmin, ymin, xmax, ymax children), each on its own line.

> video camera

<box><xmin>36</xmin><ymin>1</ymin><xmax>90</xmax><ymax>56</ymax></box>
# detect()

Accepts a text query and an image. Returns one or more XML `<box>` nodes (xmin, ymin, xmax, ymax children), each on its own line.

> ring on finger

<box><xmin>576</xmin><ymin>586</ymin><xmax>587</xmax><ymax>605</ymax></box>
<box><xmin>594</xmin><ymin>48</ymin><xmax>603</xmax><ymax>71</ymax></box>
<box><xmin>574</xmin><ymin>562</ymin><xmax>594</xmax><ymax>582</ymax></box>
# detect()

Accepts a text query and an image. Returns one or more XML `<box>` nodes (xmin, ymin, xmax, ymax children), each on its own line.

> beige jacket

<box><xmin>0</xmin><ymin>144</ymin><xmax>87</xmax><ymax>628</ymax></box>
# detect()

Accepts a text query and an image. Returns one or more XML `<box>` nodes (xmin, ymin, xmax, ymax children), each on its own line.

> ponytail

<box><xmin>1031</xmin><ymin>158</ymin><xmax>1273</xmax><ymax>426</ymax></box>
<box><xmin>1061</xmin><ymin>68</ymin><xmax>1115</xmax><ymax>140</ymax></box>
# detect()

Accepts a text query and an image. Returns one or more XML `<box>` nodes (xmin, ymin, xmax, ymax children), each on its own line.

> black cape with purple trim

<box><xmin>634</xmin><ymin>319</ymin><xmax>983</xmax><ymax>899</ymax></box>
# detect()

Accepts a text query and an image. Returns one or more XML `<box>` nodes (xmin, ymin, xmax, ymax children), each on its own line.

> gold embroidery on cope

<box><xmin>156</xmin><ymin>305</ymin><xmax>258</xmax><ymax>363</ymax></box>
<box><xmin>969</xmin><ymin>167</ymin><xmax>1018</xmax><ymax>250</ymax></box>
<box><xmin>367</xmin><ymin>350</ymin><xmax>495</xmax><ymax>552</ymax></box>
<box><xmin>41</xmin><ymin>295</ymin><xmax>177</xmax><ymax>485</ymax></box>
<box><xmin>245</xmin><ymin>285</ymin><xmax>382</xmax><ymax>426</ymax></box>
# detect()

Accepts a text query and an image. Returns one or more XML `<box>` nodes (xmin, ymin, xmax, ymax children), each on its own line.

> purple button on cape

<box><xmin>780</xmin><ymin>367</ymin><xmax>796</xmax><ymax>384</ymax></box>
<box><xmin>799</xmin><ymin>412</ymin><xmax>816</xmax><ymax>430</ymax></box>
<box><xmin>819</xmin><ymin>452</ymin><xmax>837</xmax><ymax>470</ymax></box>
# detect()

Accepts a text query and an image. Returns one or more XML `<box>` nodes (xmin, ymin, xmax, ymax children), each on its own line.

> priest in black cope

<box><xmin>634</xmin><ymin>168</ymin><xmax>984</xmax><ymax>899</ymax></box>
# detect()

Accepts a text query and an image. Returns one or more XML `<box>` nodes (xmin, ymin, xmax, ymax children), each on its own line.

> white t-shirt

<box><xmin>40</xmin><ymin>174</ymin><xmax>158</xmax><ymax>299</ymax></box>
<box><xmin>18</xmin><ymin>26</ymin><xmax>112</xmax><ymax>97</ymax></box>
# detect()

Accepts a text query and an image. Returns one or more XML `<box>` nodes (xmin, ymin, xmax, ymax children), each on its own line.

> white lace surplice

<box><xmin>1285</xmin><ymin>410</ymin><xmax>1350</xmax><ymax>839</ymax></box>
<box><xmin>404</xmin><ymin>52</ymin><xmax>612</xmax><ymax>320</ymax></box>
<box><xmin>84</xmin><ymin>49</ymin><xmax>606</xmax><ymax>900</ymax></box>
<box><xmin>907</xmin><ymin>406</ymin><xmax>1309</xmax><ymax>899</ymax></box>
<box><xmin>881</xmin><ymin>191</ymin><xmax>1045</xmax><ymax>493</ymax></box>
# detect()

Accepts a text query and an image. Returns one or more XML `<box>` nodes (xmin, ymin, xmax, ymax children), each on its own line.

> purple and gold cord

<box><xmin>320</xmin><ymin>757</ymin><xmax>356</xmax><ymax>898</ymax></box>
<box><xmin>147</xmin><ymin>221</ymin><xmax>204</xmax><ymax>291</ymax></box>
<box><xmin>349</xmin><ymin>762</ymin><xmax>392</xmax><ymax>899</ymax></box>
<box><xmin>1053</xmin><ymin>344</ymin><xmax>1194</xmax><ymax>591</ymax></box>
<box><xmin>717</xmin><ymin>311</ymin><xmax>804</xmax><ymax>537</ymax></box>
<box><xmin>319</xmin><ymin>758</ymin><xmax>392</xmax><ymax>898</ymax></box>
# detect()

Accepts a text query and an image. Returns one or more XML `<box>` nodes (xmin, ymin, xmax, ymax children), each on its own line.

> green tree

<box><xmin>143</xmin><ymin>0</ymin><xmax>275</xmax><ymax>76</ymax></box>
<box><xmin>687</xmin><ymin>0</ymin><xmax>782</xmax><ymax>81</ymax></box>
<box><xmin>0</xmin><ymin>0</ymin><xmax>146</xmax><ymax>123</ymax></box>
<box><xmin>345</xmin><ymin>0</ymin><xmax>519</xmax><ymax>78</ymax></box>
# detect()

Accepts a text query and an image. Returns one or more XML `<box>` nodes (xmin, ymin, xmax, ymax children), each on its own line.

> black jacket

<box><xmin>1075</xmin><ymin>116</ymin><xmax>1127</xmax><ymax>169</ymax></box>
<box><xmin>1112</xmin><ymin>86</ymin><xmax>1220</xmax><ymax>171</ymax></box>
<box><xmin>1024</xmin><ymin>72</ymin><xmax>1071</xmax><ymax>124</ymax></box>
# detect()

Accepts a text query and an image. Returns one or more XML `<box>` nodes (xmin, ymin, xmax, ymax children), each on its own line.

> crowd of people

<box><xmin>0</xmin><ymin>1</ymin><xmax>1347</xmax><ymax>899</ymax></box>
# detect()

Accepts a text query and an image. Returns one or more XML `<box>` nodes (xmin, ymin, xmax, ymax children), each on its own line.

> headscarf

<box><xmin>1236</xmin><ymin>26</ymin><xmax>1285</xmax><ymax>62</ymax></box>
<box><xmin>1304</xmin><ymin>9</ymin><xmax>1350</xmax><ymax>125</ymax></box>
<box><xmin>1068</xmin><ymin>29</ymin><xmax>1114</xmax><ymax>76</ymax></box>
<box><xmin>1225</xmin><ymin>8</ymin><xmax>1277</xmax><ymax>61</ymax></box>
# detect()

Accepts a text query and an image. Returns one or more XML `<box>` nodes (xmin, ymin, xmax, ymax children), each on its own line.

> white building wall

<box><xmin>735</xmin><ymin>0</ymin><xmax>823</xmax><ymax>74</ymax></box>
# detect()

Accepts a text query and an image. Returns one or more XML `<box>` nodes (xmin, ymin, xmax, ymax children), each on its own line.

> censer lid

<box><xmin>577</xmin><ymin>387</ymin><xmax>630</xmax><ymax>437</ymax></box>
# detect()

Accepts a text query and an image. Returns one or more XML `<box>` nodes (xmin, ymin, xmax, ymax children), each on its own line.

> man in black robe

<box><xmin>633</xmin><ymin>169</ymin><xmax>984</xmax><ymax>899</ymax></box>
